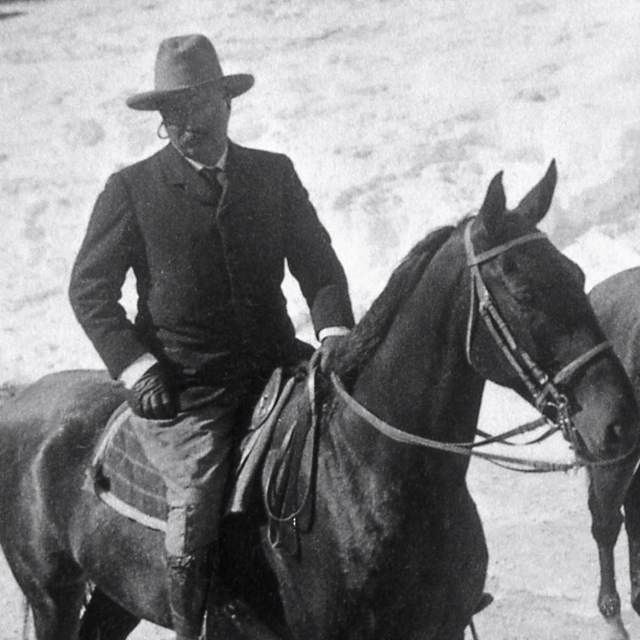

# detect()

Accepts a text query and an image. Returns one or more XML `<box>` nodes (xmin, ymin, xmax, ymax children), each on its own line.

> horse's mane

<box><xmin>335</xmin><ymin>223</ymin><xmax>457</xmax><ymax>378</ymax></box>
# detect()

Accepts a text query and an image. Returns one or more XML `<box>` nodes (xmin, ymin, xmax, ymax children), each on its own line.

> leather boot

<box><xmin>167</xmin><ymin>549</ymin><xmax>213</xmax><ymax>640</ymax></box>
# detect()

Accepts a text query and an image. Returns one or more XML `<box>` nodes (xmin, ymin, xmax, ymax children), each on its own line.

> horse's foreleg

<box><xmin>595</xmin><ymin>523</ymin><xmax>629</xmax><ymax>640</ymax></box>
<box><xmin>594</xmin><ymin>514</ymin><xmax>624</xmax><ymax>619</ymax></box>
<box><xmin>436</xmin><ymin>488</ymin><xmax>488</xmax><ymax>640</ymax></box>
<box><xmin>624</xmin><ymin>470</ymin><xmax>640</xmax><ymax>616</ymax></box>
<box><xmin>588</xmin><ymin>473</ymin><xmax>628</xmax><ymax>640</ymax></box>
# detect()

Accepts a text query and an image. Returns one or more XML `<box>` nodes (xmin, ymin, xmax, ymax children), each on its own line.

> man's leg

<box><xmin>132</xmin><ymin>402</ymin><xmax>237</xmax><ymax>640</ymax></box>
<box><xmin>165</xmin><ymin>549</ymin><xmax>214</xmax><ymax>640</ymax></box>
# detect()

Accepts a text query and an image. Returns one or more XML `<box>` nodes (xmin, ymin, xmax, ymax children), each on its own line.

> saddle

<box><xmin>87</xmin><ymin>364</ymin><xmax>320</xmax><ymax>549</ymax></box>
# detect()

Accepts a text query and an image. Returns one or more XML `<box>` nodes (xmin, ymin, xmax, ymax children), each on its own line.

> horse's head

<box><xmin>466</xmin><ymin>160</ymin><xmax>639</xmax><ymax>463</ymax></box>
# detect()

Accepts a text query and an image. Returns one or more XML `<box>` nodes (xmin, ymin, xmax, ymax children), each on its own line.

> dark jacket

<box><xmin>69</xmin><ymin>142</ymin><xmax>354</xmax><ymax>385</ymax></box>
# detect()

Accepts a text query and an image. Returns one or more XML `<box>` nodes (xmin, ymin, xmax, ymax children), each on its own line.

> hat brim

<box><xmin>126</xmin><ymin>73</ymin><xmax>255</xmax><ymax>111</ymax></box>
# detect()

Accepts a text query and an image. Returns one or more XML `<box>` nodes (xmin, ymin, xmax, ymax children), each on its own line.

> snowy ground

<box><xmin>2</xmin><ymin>0</ymin><xmax>640</xmax><ymax>637</ymax></box>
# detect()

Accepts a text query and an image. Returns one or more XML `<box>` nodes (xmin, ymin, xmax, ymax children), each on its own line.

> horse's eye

<box><xmin>506</xmin><ymin>284</ymin><xmax>535</xmax><ymax>308</ymax></box>
<box><xmin>518</xmin><ymin>289</ymin><xmax>535</xmax><ymax>305</ymax></box>
<box><xmin>504</xmin><ymin>275</ymin><xmax>535</xmax><ymax>306</ymax></box>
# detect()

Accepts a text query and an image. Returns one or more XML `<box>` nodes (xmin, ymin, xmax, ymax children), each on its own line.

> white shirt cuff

<box><xmin>318</xmin><ymin>326</ymin><xmax>351</xmax><ymax>342</ymax></box>
<box><xmin>119</xmin><ymin>353</ymin><xmax>158</xmax><ymax>389</ymax></box>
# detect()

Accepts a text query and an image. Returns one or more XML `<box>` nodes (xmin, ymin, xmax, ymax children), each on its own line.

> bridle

<box><xmin>463</xmin><ymin>220</ymin><xmax>611</xmax><ymax>456</ymax></box>
<box><xmin>328</xmin><ymin>218</ymin><xmax>637</xmax><ymax>471</ymax></box>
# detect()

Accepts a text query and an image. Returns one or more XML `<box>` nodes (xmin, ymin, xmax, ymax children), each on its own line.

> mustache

<box><xmin>180</xmin><ymin>127</ymin><xmax>209</xmax><ymax>138</ymax></box>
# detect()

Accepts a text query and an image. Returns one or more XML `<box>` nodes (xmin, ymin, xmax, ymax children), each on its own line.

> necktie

<box><xmin>200</xmin><ymin>167</ymin><xmax>223</xmax><ymax>203</ymax></box>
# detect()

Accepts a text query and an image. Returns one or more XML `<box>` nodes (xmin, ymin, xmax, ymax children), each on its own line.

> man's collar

<box><xmin>173</xmin><ymin>142</ymin><xmax>229</xmax><ymax>172</ymax></box>
<box><xmin>160</xmin><ymin>142</ymin><xmax>252</xmax><ymax>209</ymax></box>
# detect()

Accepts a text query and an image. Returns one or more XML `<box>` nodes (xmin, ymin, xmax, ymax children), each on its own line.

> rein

<box><xmin>327</xmin><ymin>219</ymin><xmax>637</xmax><ymax>473</ymax></box>
<box><xmin>330</xmin><ymin>372</ymin><xmax>577</xmax><ymax>472</ymax></box>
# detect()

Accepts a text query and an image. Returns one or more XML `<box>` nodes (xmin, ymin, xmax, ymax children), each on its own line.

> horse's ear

<box><xmin>512</xmin><ymin>159</ymin><xmax>557</xmax><ymax>226</ymax></box>
<box><xmin>478</xmin><ymin>171</ymin><xmax>506</xmax><ymax>236</ymax></box>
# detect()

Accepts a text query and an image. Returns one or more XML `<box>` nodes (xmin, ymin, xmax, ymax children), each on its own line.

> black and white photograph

<box><xmin>1</xmin><ymin>1</ymin><xmax>640</xmax><ymax>639</ymax></box>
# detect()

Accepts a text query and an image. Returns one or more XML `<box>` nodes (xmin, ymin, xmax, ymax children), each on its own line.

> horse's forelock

<box><xmin>335</xmin><ymin>225</ymin><xmax>457</xmax><ymax>378</ymax></box>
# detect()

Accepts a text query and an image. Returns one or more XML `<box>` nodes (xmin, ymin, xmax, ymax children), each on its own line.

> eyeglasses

<box><xmin>159</xmin><ymin>90</ymin><xmax>231</xmax><ymax>127</ymax></box>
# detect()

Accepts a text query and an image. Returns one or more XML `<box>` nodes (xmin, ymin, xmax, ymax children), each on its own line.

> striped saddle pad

<box><xmin>87</xmin><ymin>369</ymin><xmax>301</xmax><ymax>531</ymax></box>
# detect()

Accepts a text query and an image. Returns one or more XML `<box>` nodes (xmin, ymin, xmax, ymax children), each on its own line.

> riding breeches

<box><xmin>130</xmin><ymin>402</ymin><xmax>237</xmax><ymax>557</ymax></box>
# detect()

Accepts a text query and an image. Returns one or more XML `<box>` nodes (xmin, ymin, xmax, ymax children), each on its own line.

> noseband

<box><xmin>463</xmin><ymin>220</ymin><xmax>611</xmax><ymax>454</ymax></box>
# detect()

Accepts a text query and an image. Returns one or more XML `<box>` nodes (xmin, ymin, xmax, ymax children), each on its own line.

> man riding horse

<box><xmin>68</xmin><ymin>33</ymin><xmax>354</xmax><ymax>640</ymax></box>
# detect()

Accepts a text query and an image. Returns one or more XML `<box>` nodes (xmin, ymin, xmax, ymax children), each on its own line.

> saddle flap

<box><xmin>250</xmin><ymin>367</ymin><xmax>284</xmax><ymax>430</ymax></box>
<box><xmin>227</xmin><ymin>372</ymin><xmax>299</xmax><ymax>514</ymax></box>
<box><xmin>260</xmin><ymin>362</ymin><xmax>322</xmax><ymax>554</ymax></box>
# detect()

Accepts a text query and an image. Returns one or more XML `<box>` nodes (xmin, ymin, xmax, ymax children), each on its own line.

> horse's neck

<box><xmin>318</xmin><ymin>322</ymin><xmax>484</xmax><ymax>587</ymax></box>
<box><xmin>347</xmin><ymin>241</ymin><xmax>484</xmax><ymax>466</ymax></box>
<box><xmin>313</xmin><ymin>240</ymin><xmax>486</xmax><ymax>599</ymax></box>
<box><xmin>334</xmin><ymin>358</ymin><xmax>484</xmax><ymax>497</ymax></box>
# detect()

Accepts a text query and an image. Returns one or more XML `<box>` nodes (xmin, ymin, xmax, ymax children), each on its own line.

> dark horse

<box><xmin>1</xmin><ymin>162</ymin><xmax>638</xmax><ymax>640</ymax></box>
<box><xmin>588</xmin><ymin>266</ymin><xmax>640</xmax><ymax>640</ymax></box>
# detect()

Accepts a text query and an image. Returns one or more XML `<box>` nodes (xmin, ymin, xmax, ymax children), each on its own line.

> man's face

<box><xmin>160</xmin><ymin>84</ymin><xmax>231</xmax><ymax>165</ymax></box>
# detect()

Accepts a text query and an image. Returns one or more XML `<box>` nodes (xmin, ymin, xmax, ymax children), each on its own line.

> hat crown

<box><xmin>154</xmin><ymin>34</ymin><xmax>224</xmax><ymax>92</ymax></box>
<box><xmin>126</xmin><ymin>34</ymin><xmax>254</xmax><ymax>110</ymax></box>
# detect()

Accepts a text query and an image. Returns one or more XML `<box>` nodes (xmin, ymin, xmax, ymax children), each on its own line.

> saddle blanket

<box><xmin>88</xmin><ymin>369</ymin><xmax>302</xmax><ymax>531</ymax></box>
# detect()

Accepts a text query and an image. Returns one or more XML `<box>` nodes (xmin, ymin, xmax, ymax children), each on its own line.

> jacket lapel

<box><xmin>218</xmin><ymin>142</ymin><xmax>253</xmax><ymax>216</ymax></box>
<box><xmin>159</xmin><ymin>143</ymin><xmax>218</xmax><ymax>204</ymax></box>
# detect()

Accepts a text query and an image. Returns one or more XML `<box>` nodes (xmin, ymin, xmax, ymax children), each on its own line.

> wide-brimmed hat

<box><xmin>126</xmin><ymin>34</ymin><xmax>254</xmax><ymax>111</ymax></box>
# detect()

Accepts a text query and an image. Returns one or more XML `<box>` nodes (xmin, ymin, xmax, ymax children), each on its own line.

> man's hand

<box><xmin>319</xmin><ymin>335</ymin><xmax>348</xmax><ymax>374</ymax></box>
<box><xmin>125</xmin><ymin>362</ymin><xmax>178</xmax><ymax>420</ymax></box>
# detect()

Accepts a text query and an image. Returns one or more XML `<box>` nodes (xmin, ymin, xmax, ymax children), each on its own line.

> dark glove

<box><xmin>125</xmin><ymin>362</ymin><xmax>178</xmax><ymax>420</ymax></box>
<box><xmin>319</xmin><ymin>335</ymin><xmax>348</xmax><ymax>374</ymax></box>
